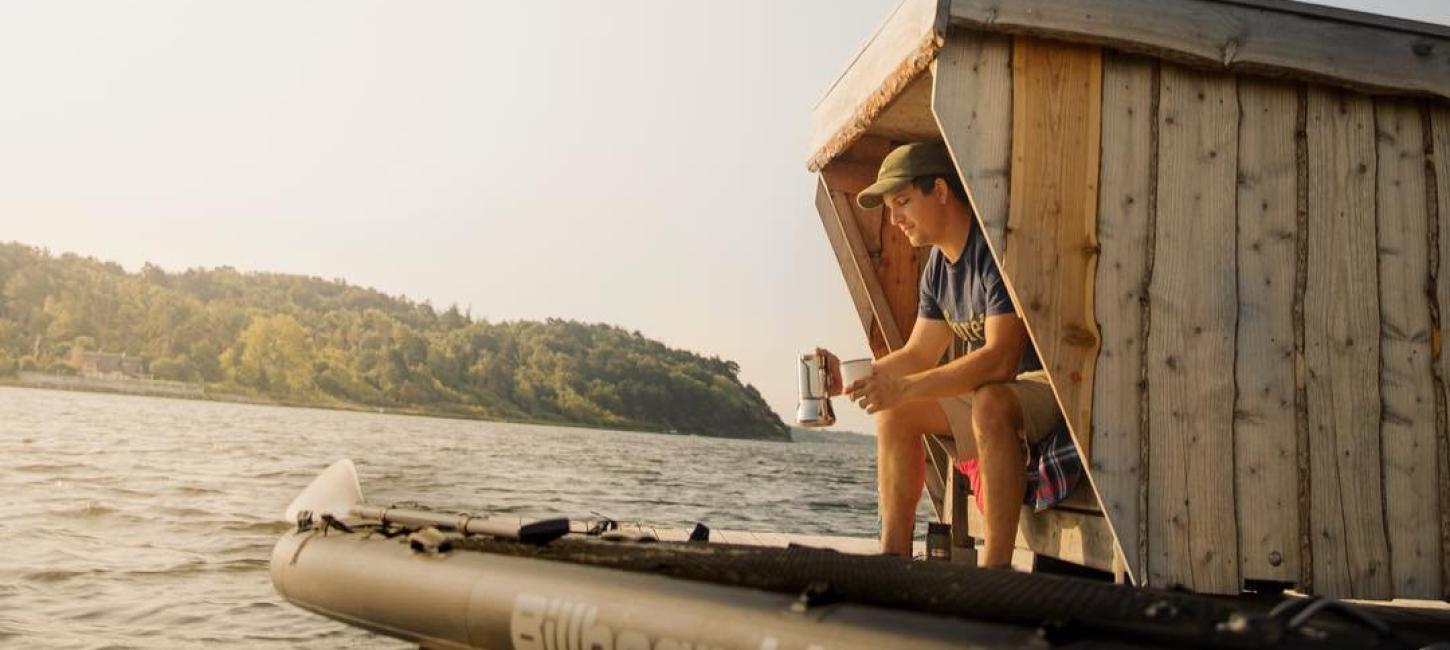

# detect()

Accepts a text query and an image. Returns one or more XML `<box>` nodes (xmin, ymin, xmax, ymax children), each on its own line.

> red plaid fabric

<box><xmin>956</xmin><ymin>420</ymin><xmax>1083</xmax><ymax>513</ymax></box>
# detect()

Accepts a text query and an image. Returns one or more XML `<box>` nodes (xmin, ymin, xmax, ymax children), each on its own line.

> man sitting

<box><xmin>818</xmin><ymin>142</ymin><xmax>1081</xmax><ymax>567</ymax></box>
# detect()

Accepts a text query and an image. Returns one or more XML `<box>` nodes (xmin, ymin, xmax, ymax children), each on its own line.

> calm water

<box><xmin>0</xmin><ymin>386</ymin><xmax>905</xmax><ymax>648</ymax></box>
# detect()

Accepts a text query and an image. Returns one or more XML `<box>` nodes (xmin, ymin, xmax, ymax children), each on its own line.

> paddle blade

<box><xmin>284</xmin><ymin>458</ymin><xmax>364</xmax><ymax>524</ymax></box>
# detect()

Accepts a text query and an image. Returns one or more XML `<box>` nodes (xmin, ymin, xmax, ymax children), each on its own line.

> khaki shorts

<box><xmin>937</xmin><ymin>370</ymin><xmax>1063</xmax><ymax>462</ymax></box>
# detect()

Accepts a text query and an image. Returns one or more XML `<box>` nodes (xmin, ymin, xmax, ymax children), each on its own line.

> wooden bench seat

<box><xmin>930</xmin><ymin>435</ymin><xmax>1121</xmax><ymax>576</ymax></box>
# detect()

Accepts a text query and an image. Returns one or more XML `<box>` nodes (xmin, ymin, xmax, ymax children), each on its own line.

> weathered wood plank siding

<box><xmin>1233</xmin><ymin>79</ymin><xmax>1301</xmax><ymax>583</ymax></box>
<box><xmin>931</xmin><ymin>34</ymin><xmax>1014</xmax><ymax>256</ymax></box>
<box><xmin>1002</xmin><ymin>37</ymin><xmax>1102</xmax><ymax>457</ymax></box>
<box><xmin>1428</xmin><ymin>105</ymin><xmax>1450</xmax><ymax>599</ymax></box>
<box><xmin>817</xmin><ymin>169</ymin><xmax>903</xmax><ymax>354</ymax></box>
<box><xmin>1091</xmin><ymin>51</ymin><xmax>1156</xmax><ymax>586</ymax></box>
<box><xmin>820</xmin><ymin>146</ymin><xmax>922</xmax><ymax>355</ymax></box>
<box><xmin>970</xmin><ymin>50</ymin><xmax>1446</xmax><ymax>598</ymax></box>
<box><xmin>1147</xmin><ymin>65</ymin><xmax>1241</xmax><ymax>593</ymax></box>
<box><xmin>1305</xmin><ymin>88</ymin><xmax>1392</xmax><ymax>599</ymax></box>
<box><xmin>814</xmin><ymin>179</ymin><xmax>876</xmax><ymax>337</ymax></box>
<box><xmin>1375</xmin><ymin>98</ymin><xmax>1441</xmax><ymax>599</ymax></box>
<box><xmin>814</xmin><ymin>12</ymin><xmax>1450</xmax><ymax>596</ymax></box>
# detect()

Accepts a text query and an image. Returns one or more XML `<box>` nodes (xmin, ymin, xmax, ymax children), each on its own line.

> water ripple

<box><xmin>0</xmin><ymin>385</ymin><xmax>902</xmax><ymax>648</ymax></box>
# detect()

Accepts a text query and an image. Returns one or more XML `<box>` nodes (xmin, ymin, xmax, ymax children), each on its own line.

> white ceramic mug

<box><xmin>839</xmin><ymin>358</ymin><xmax>873</xmax><ymax>389</ymax></box>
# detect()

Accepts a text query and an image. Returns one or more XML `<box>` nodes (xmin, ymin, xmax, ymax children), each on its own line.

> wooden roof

<box><xmin>808</xmin><ymin>0</ymin><xmax>1450</xmax><ymax>171</ymax></box>
<box><xmin>1210</xmin><ymin>0</ymin><xmax>1449</xmax><ymax>39</ymax></box>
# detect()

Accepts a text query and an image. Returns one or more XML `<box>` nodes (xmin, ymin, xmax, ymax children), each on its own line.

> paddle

<box><xmin>284</xmin><ymin>459</ymin><xmax>569</xmax><ymax>545</ymax></box>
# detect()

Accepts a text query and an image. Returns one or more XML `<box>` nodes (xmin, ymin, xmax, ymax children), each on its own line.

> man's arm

<box><xmin>901</xmin><ymin>313</ymin><xmax>1027</xmax><ymax>401</ymax></box>
<box><xmin>824</xmin><ymin>316</ymin><xmax>954</xmax><ymax>396</ymax></box>
<box><xmin>850</xmin><ymin>313</ymin><xmax>1028</xmax><ymax>413</ymax></box>
<box><xmin>871</xmin><ymin>316</ymin><xmax>955</xmax><ymax>380</ymax></box>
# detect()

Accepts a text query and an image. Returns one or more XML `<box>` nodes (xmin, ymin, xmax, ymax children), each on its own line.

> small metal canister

<box><xmin>926</xmin><ymin>522</ymin><xmax>952</xmax><ymax>561</ymax></box>
<box><xmin>795</xmin><ymin>352</ymin><xmax>835</xmax><ymax>427</ymax></box>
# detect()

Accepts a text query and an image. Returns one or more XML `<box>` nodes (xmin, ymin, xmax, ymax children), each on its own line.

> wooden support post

<box><xmin>920</xmin><ymin>431</ymin><xmax>952</xmax><ymax>526</ymax></box>
<box><xmin>948</xmin><ymin>456</ymin><xmax>978</xmax><ymax>566</ymax></box>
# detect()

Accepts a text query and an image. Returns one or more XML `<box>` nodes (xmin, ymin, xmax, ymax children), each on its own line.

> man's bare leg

<box><xmin>874</xmin><ymin>402</ymin><xmax>950</xmax><ymax>556</ymax></box>
<box><xmin>970</xmin><ymin>384</ymin><xmax>1028</xmax><ymax>567</ymax></box>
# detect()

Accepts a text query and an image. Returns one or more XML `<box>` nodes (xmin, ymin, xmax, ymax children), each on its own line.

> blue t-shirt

<box><xmin>918</xmin><ymin>225</ymin><xmax>1042</xmax><ymax>374</ymax></box>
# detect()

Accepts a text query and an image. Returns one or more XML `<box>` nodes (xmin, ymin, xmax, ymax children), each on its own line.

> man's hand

<box><xmin>815</xmin><ymin>347</ymin><xmax>843</xmax><ymax>396</ymax></box>
<box><xmin>848</xmin><ymin>369</ymin><xmax>911</xmax><ymax>414</ymax></box>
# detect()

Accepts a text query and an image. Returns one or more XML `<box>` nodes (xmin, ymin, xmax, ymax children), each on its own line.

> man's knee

<box><xmin>874</xmin><ymin>407</ymin><xmax>915</xmax><ymax>442</ymax></box>
<box><xmin>971</xmin><ymin>384</ymin><xmax>1023</xmax><ymax>446</ymax></box>
<box><xmin>875</xmin><ymin>403</ymin><xmax>943</xmax><ymax>442</ymax></box>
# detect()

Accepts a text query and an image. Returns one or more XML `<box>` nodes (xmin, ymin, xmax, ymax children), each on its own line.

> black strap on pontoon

<box><xmin>451</xmin><ymin>536</ymin><xmax>1442</xmax><ymax>649</ymax></box>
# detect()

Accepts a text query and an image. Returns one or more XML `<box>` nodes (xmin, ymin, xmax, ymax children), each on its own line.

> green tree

<box><xmin>227</xmin><ymin>314</ymin><xmax>315</xmax><ymax>395</ymax></box>
<box><xmin>0</xmin><ymin>241</ymin><xmax>790</xmax><ymax>440</ymax></box>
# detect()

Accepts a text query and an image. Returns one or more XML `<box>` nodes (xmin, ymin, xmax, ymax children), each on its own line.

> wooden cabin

<box><xmin>808</xmin><ymin>0</ymin><xmax>1450</xmax><ymax>600</ymax></box>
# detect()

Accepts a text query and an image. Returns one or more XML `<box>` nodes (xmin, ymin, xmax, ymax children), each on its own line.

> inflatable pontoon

<box><xmin>271</xmin><ymin>460</ymin><xmax>1449</xmax><ymax>649</ymax></box>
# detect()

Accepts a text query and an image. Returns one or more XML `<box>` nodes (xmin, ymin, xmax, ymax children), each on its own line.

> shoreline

<box><xmin>0</xmin><ymin>374</ymin><xmax>792</xmax><ymax>442</ymax></box>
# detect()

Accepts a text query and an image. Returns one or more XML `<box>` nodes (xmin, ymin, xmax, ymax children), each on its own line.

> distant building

<box><xmin>68</xmin><ymin>349</ymin><xmax>147</xmax><ymax>380</ymax></box>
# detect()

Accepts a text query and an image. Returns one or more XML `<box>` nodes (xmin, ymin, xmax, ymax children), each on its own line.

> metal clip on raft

<box><xmin>284</xmin><ymin>459</ymin><xmax>569</xmax><ymax>546</ymax></box>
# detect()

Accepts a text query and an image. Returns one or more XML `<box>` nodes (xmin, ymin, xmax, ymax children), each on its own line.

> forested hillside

<box><xmin>0</xmin><ymin>243</ymin><xmax>788</xmax><ymax>440</ymax></box>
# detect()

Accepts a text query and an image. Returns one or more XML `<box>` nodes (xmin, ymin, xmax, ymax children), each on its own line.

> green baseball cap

<box><xmin>856</xmin><ymin>141</ymin><xmax>957</xmax><ymax>209</ymax></box>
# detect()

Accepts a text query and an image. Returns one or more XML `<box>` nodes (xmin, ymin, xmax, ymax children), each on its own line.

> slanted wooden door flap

<box><xmin>936</xmin><ymin>32</ymin><xmax>1116</xmax><ymax>574</ymax></box>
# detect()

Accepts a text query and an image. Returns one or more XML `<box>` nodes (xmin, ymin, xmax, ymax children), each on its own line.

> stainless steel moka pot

<box><xmin>796</xmin><ymin>352</ymin><xmax>836</xmax><ymax>427</ymax></box>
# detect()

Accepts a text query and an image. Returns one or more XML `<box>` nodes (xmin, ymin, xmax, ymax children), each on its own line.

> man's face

<box><xmin>882</xmin><ymin>181</ymin><xmax>945</xmax><ymax>248</ymax></box>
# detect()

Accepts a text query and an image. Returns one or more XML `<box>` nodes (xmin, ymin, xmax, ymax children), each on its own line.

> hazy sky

<box><xmin>3</xmin><ymin>1</ymin><xmax>1445</xmax><ymax>435</ymax></box>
